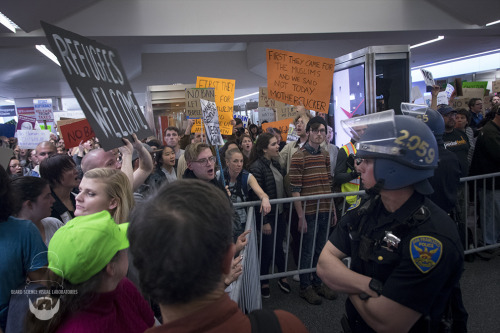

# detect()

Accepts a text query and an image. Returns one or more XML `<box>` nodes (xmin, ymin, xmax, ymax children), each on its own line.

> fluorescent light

<box><xmin>5</xmin><ymin>99</ymin><xmax>14</xmax><ymax>103</ymax></box>
<box><xmin>410</xmin><ymin>36</ymin><xmax>444</xmax><ymax>49</ymax></box>
<box><xmin>411</xmin><ymin>48</ymin><xmax>500</xmax><ymax>70</ymax></box>
<box><xmin>234</xmin><ymin>91</ymin><xmax>259</xmax><ymax>101</ymax></box>
<box><xmin>0</xmin><ymin>12</ymin><xmax>18</xmax><ymax>33</ymax></box>
<box><xmin>411</xmin><ymin>51</ymin><xmax>500</xmax><ymax>82</ymax></box>
<box><xmin>486</xmin><ymin>19</ymin><xmax>500</xmax><ymax>27</ymax></box>
<box><xmin>36</xmin><ymin>45</ymin><xmax>60</xmax><ymax>66</ymax></box>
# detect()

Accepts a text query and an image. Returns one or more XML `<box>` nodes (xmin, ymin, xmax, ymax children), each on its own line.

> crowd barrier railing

<box><xmin>230</xmin><ymin>171</ymin><xmax>500</xmax><ymax>307</ymax></box>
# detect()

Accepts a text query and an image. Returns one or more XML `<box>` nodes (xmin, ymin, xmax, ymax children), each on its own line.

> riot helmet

<box><xmin>401</xmin><ymin>103</ymin><xmax>445</xmax><ymax>144</ymax></box>
<box><xmin>341</xmin><ymin>110</ymin><xmax>438</xmax><ymax>194</ymax></box>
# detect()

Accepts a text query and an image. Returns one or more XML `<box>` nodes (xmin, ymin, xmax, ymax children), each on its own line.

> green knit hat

<box><xmin>48</xmin><ymin>210</ymin><xmax>129</xmax><ymax>285</ymax></box>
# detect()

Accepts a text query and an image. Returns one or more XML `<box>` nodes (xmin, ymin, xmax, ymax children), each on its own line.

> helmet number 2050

<box><xmin>394</xmin><ymin>130</ymin><xmax>435</xmax><ymax>164</ymax></box>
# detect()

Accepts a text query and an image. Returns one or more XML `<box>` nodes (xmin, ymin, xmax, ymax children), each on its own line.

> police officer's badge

<box><xmin>347</xmin><ymin>197</ymin><xmax>361</xmax><ymax>212</ymax></box>
<box><xmin>410</xmin><ymin>236</ymin><xmax>442</xmax><ymax>273</ymax></box>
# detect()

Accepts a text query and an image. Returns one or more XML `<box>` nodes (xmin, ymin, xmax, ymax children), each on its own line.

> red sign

<box><xmin>59</xmin><ymin>119</ymin><xmax>95</xmax><ymax>149</ymax></box>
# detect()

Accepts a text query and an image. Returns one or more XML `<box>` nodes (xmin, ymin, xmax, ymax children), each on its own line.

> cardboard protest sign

<box><xmin>0</xmin><ymin>147</ymin><xmax>13</xmax><ymax>170</ymax></box>
<box><xmin>33</xmin><ymin>98</ymin><xmax>54</xmax><ymax>122</ymax></box>
<box><xmin>41</xmin><ymin>21</ymin><xmax>153</xmax><ymax>151</ymax></box>
<box><xmin>196</xmin><ymin>77</ymin><xmax>235</xmax><ymax>135</ymax></box>
<box><xmin>420</xmin><ymin>69</ymin><xmax>435</xmax><ymax>87</ymax></box>
<box><xmin>262</xmin><ymin>118</ymin><xmax>294</xmax><ymax>142</ymax></box>
<box><xmin>492</xmin><ymin>80</ymin><xmax>500</xmax><ymax>94</ymax></box>
<box><xmin>258</xmin><ymin>107</ymin><xmax>275</xmax><ymax>123</ymax></box>
<box><xmin>0</xmin><ymin>105</ymin><xmax>16</xmax><ymax>117</ymax></box>
<box><xmin>59</xmin><ymin>118</ymin><xmax>95</xmax><ymax>149</ymax></box>
<box><xmin>16</xmin><ymin>115</ymin><xmax>36</xmax><ymax>131</ymax></box>
<box><xmin>201</xmin><ymin>99</ymin><xmax>224</xmax><ymax>146</ymax></box>
<box><xmin>451</xmin><ymin>97</ymin><xmax>470</xmax><ymax>110</ymax></box>
<box><xmin>185</xmin><ymin>88</ymin><xmax>215</xmax><ymax>119</ymax></box>
<box><xmin>17</xmin><ymin>130</ymin><xmax>51</xmax><ymax>149</ymax></box>
<box><xmin>462</xmin><ymin>88</ymin><xmax>484</xmax><ymax>99</ymax></box>
<box><xmin>267</xmin><ymin>49</ymin><xmax>335</xmax><ymax>113</ymax></box>
<box><xmin>259</xmin><ymin>87</ymin><xmax>286</xmax><ymax>109</ymax></box>
<box><xmin>276</xmin><ymin>106</ymin><xmax>298</xmax><ymax>121</ymax></box>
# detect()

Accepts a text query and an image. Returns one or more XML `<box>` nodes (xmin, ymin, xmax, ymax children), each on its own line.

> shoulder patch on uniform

<box><xmin>346</xmin><ymin>197</ymin><xmax>361</xmax><ymax>212</ymax></box>
<box><xmin>410</xmin><ymin>236</ymin><xmax>442</xmax><ymax>274</ymax></box>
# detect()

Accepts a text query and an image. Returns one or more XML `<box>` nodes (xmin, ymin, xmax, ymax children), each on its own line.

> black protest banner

<box><xmin>41</xmin><ymin>21</ymin><xmax>153</xmax><ymax>151</ymax></box>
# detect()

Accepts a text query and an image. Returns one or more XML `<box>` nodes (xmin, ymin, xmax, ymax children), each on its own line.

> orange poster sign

<box><xmin>196</xmin><ymin>77</ymin><xmax>235</xmax><ymax>135</ymax></box>
<box><xmin>262</xmin><ymin>118</ymin><xmax>294</xmax><ymax>143</ymax></box>
<box><xmin>266</xmin><ymin>49</ymin><xmax>335</xmax><ymax>113</ymax></box>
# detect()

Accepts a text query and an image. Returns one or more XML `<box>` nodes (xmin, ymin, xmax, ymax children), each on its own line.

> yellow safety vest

<box><xmin>340</xmin><ymin>142</ymin><xmax>360</xmax><ymax>205</ymax></box>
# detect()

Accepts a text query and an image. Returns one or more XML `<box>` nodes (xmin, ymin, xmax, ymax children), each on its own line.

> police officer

<box><xmin>317</xmin><ymin>111</ymin><xmax>464</xmax><ymax>332</ymax></box>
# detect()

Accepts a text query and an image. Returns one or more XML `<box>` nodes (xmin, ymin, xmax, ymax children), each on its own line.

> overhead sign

<box><xmin>266</xmin><ymin>49</ymin><xmax>335</xmax><ymax>113</ymax></box>
<box><xmin>420</xmin><ymin>69</ymin><xmax>435</xmax><ymax>87</ymax></box>
<box><xmin>58</xmin><ymin>118</ymin><xmax>95</xmax><ymax>149</ymax></box>
<box><xmin>41</xmin><ymin>21</ymin><xmax>153</xmax><ymax>151</ymax></box>
<box><xmin>201</xmin><ymin>99</ymin><xmax>224</xmax><ymax>146</ymax></box>
<box><xmin>259</xmin><ymin>87</ymin><xmax>286</xmax><ymax>110</ymax></box>
<box><xmin>33</xmin><ymin>98</ymin><xmax>54</xmax><ymax>122</ymax></box>
<box><xmin>0</xmin><ymin>105</ymin><xmax>16</xmax><ymax>117</ymax></box>
<box><xmin>16</xmin><ymin>130</ymin><xmax>51</xmax><ymax>149</ymax></box>
<box><xmin>196</xmin><ymin>77</ymin><xmax>235</xmax><ymax>135</ymax></box>
<box><xmin>185</xmin><ymin>88</ymin><xmax>215</xmax><ymax>119</ymax></box>
<box><xmin>262</xmin><ymin>118</ymin><xmax>294</xmax><ymax>142</ymax></box>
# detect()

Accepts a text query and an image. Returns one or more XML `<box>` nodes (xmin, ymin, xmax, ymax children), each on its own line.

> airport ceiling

<box><xmin>0</xmin><ymin>0</ymin><xmax>499</xmax><ymax>103</ymax></box>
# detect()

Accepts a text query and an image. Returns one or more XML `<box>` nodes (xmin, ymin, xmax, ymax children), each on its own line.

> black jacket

<box><xmin>249</xmin><ymin>156</ymin><xmax>284</xmax><ymax>219</ymax></box>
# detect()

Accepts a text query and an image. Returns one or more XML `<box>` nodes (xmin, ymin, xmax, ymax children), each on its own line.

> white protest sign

<box><xmin>286</xmin><ymin>123</ymin><xmax>299</xmax><ymax>143</ymax></box>
<box><xmin>17</xmin><ymin>130</ymin><xmax>51</xmax><ymax>149</ymax></box>
<box><xmin>437</xmin><ymin>92</ymin><xmax>449</xmax><ymax>105</ymax></box>
<box><xmin>445</xmin><ymin>84</ymin><xmax>455</xmax><ymax>99</ymax></box>
<box><xmin>258</xmin><ymin>107</ymin><xmax>275</xmax><ymax>123</ymax></box>
<box><xmin>411</xmin><ymin>86</ymin><xmax>423</xmax><ymax>102</ymax></box>
<box><xmin>33</xmin><ymin>99</ymin><xmax>54</xmax><ymax>122</ymax></box>
<box><xmin>201</xmin><ymin>99</ymin><xmax>224</xmax><ymax>146</ymax></box>
<box><xmin>420</xmin><ymin>69</ymin><xmax>435</xmax><ymax>87</ymax></box>
<box><xmin>235</xmin><ymin>115</ymin><xmax>249</xmax><ymax>128</ymax></box>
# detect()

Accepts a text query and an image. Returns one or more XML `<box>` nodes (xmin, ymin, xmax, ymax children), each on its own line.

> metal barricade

<box><xmin>230</xmin><ymin>171</ymin><xmax>500</xmax><ymax>307</ymax></box>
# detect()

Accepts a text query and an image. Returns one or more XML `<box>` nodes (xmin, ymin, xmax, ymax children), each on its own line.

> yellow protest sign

<box><xmin>266</xmin><ymin>49</ymin><xmax>335</xmax><ymax>113</ymax></box>
<box><xmin>196</xmin><ymin>77</ymin><xmax>235</xmax><ymax>135</ymax></box>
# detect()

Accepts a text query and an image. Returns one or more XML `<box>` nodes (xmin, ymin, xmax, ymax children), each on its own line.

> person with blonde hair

<box><xmin>75</xmin><ymin>168</ymin><xmax>134</xmax><ymax>224</ymax></box>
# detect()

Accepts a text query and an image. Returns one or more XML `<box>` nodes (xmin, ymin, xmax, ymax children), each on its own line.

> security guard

<box><xmin>317</xmin><ymin>111</ymin><xmax>464</xmax><ymax>332</ymax></box>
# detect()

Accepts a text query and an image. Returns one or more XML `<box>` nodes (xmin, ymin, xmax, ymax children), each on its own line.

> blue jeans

<box><xmin>299</xmin><ymin>212</ymin><xmax>329</xmax><ymax>289</ymax></box>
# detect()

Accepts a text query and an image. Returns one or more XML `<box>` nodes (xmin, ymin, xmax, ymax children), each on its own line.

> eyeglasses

<box><xmin>192</xmin><ymin>156</ymin><xmax>216</xmax><ymax>165</ymax></box>
<box><xmin>312</xmin><ymin>129</ymin><xmax>326</xmax><ymax>134</ymax></box>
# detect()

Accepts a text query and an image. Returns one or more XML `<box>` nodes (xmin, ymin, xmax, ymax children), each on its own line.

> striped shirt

<box><xmin>289</xmin><ymin>143</ymin><xmax>332</xmax><ymax>215</ymax></box>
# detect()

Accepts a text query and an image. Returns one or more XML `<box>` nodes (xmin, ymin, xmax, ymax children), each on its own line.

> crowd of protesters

<box><xmin>0</xmin><ymin>90</ymin><xmax>499</xmax><ymax>332</ymax></box>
